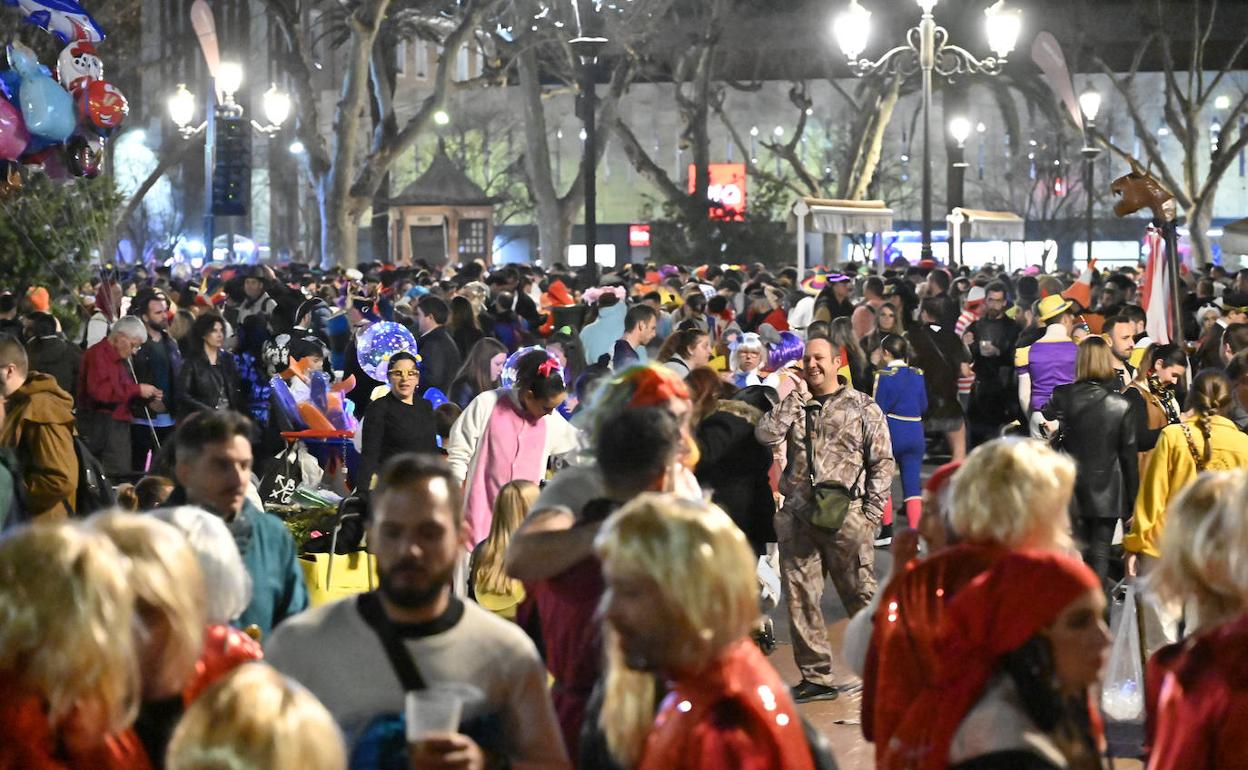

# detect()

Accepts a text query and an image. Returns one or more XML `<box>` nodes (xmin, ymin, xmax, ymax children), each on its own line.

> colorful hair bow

<box><xmin>537</xmin><ymin>358</ymin><xmax>560</xmax><ymax>378</ymax></box>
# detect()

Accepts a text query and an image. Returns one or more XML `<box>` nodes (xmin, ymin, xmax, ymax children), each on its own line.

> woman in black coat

<box><xmin>1041</xmin><ymin>337</ymin><xmax>1139</xmax><ymax>591</ymax></box>
<box><xmin>176</xmin><ymin>311</ymin><xmax>243</xmax><ymax>419</ymax></box>
<box><xmin>694</xmin><ymin>385</ymin><xmax>778</xmax><ymax>555</ymax></box>
<box><xmin>356</xmin><ymin>351</ymin><xmax>438</xmax><ymax>492</ymax></box>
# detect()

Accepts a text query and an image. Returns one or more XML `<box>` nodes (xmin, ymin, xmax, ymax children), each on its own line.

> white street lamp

<box><xmin>916</xmin><ymin>0</ymin><xmax>938</xmax><ymax>13</ymax></box>
<box><xmin>1078</xmin><ymin>88</ymin><xmax>1102</xmax><ymax>125</ymax></box>
<box><xmin>949</xmin><ymin>116</ymin><xmax>971</xmax><ymax>147</ymax></box>
<box><xmin>434</xmin><ymin>109</ymin><xmax>450</xmax><ymax>126</ymax></box>
<box><xmin>168</xmin><ymin>83</ymin><xmax>197</xmax><ymax>131</ymax></box>
<box><xmin>216</xmin><ymin>61</ymin><xmax>244</xmax><ymax>102</ymax></box>
<box><xmin>833</xmin><ymin>0</ymin><xmax>871</xmax><ymax>62</ymax></box>
<box><xmin>262</xmin><ymin>84</ymin><xmax>291</xmax><ymax>127</ymax></box>
<box><xmin>984</xmin><ymin>1</ymin><xmax>1022</xmax><ymax>60</ymax></box>
<box><xmin>1215</xmin><ymin>94</ymin><xmax>1231</xmax><ymax>110</ymax></box>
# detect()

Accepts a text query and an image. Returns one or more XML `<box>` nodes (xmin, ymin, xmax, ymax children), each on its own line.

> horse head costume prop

<box><xmin>1111</xmin><ymin>157</ymin><xmax>1177</xmax><ymax>223</ymax></box>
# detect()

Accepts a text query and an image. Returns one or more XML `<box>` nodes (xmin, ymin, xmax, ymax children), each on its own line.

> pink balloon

<box><xmin>0</xmin><ymin>99</ymin><xmax>30</xmax><ymax>161</ymax></box>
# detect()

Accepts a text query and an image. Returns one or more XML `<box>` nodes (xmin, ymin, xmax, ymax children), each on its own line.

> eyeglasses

<box><xmin>388</xmin><ymin>369</ymin><xmax>419</xmax><ymax>380</ymax></box>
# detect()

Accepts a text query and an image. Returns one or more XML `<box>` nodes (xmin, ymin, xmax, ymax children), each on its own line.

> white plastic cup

<box><xmin>405</xmin><ymin>688</ymin><xmax>463</xmax><ymax>744</ymax></box>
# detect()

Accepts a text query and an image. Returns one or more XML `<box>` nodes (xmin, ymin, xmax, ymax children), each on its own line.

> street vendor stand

<box><xmin>946</xmin><ymin>207</ymin><xmax>1025</xmax><ymax>268</ymax></box>
<box><xmin>790</xmin><ymin>197</ymin><xmax>894</xmax><ymax>275</ymax></box>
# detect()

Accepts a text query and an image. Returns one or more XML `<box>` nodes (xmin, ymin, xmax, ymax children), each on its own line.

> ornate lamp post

<box><xmin>168</xmin><ymin>64</ymin><xmax>290</xmax><ymax>262</ymax></box>
<box><xmin>1078</xmin><ymin>86</ymin><xmax>1103</xmax><ymax>264</ymax></box>
<box><xmin>834</xmin><ymin>0</ymin><xmax>1021</xmax><ymax>262</ymax></box>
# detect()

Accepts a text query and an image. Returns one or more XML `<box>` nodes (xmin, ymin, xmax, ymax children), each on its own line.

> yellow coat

<box><xmin>1125</xmin><ymin>415</ymin><xmax>1248</xmax><ymax>557</ymax></box>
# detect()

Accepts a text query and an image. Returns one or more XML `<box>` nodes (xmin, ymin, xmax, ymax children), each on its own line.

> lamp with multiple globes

<box><xmin>832</xmin><ymin>0</ymin><xmax>1021</xmax><ymax>262</ymax></box>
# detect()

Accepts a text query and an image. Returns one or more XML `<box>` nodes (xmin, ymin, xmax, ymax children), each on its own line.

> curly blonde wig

<box><xmin>950</xmin><ymin>437</ymin><xmax>1075</xmax><ymax>551</ymax></box>
<box><xmin>0</xmin><ymin>522</ymin><xmax>139</xmax><ymax>733</ymax></box>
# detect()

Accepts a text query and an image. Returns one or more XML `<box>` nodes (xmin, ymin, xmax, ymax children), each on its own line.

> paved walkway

<box><xmin>764</xmin><ymin>543</ymin><xmax>1143</xmax><ymax>770</ymax></box>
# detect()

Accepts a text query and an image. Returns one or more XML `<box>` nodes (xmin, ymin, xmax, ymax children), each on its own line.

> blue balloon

<box><xmin>423</xmin><ymin>387</ymin><xmax>448</xmax><ymax>410</ymax></box>
<box><xmin>0</xmin><ymin>71</ymin><xmax>18</xmax><ymax>102</ymax></box>
<box><xmin>269</xmin><ymin>376</ymin><xmax>308</xmax><ymax>431</ymax></box>
<box><xmin>356</xmin><ymin>321</ymin><xmax>418</xmax><ymax>382</ymax></box>
<box><xmin>8</xmin><ymin>43</ymin><xmax>74</xmax><ymax>141</ymax></box>
<box><xmin>499</xmin><ymin>346</ymin><xmax>563</xmax><ymax>389</ymax></box>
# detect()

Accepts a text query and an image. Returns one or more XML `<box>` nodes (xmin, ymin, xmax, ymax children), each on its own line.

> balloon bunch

<box><xmin>0</xmin><ymin>1</ymin><xmax>127</xmax><ymax>191</ymax></box>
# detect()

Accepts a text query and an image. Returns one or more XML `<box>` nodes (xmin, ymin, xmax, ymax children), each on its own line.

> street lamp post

<box><xmin>834</xmin><ymin>0</ymin><xmax>1021</xmax><ymax>263</ymax></box>
<box><xmin>1078</xmin><ymin>87</ymin><xmax>1103</xmax><ymax>265</ymax></box>
<box><xmin>571</xmin><ymin>36</ymin><xmax>606</xmax><ymax>279</ymax></box>
<box><xmin>168</xmin><ymin>65</ymin><xmax>289</xmax><ymax>263</ymax></box>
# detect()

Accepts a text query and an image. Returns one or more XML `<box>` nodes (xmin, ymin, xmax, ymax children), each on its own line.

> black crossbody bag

<box><xmin>802</xmin><ymin>404</ymin><xmax>869</xmax><ymax>533</ymax></box>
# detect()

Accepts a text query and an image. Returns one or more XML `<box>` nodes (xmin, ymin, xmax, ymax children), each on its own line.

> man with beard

<box><xmin>129</xmin><ymin>289</ymin><xmax>181</xmax><ymax>472</ymax></box>
<box><xmin>965</xmin><ymin>281</ymin><xmax>1020</xmax><ymax>447</ymax></box>
<box><xmin>266</xmin><ymin>453</ymin><xmax>568</xmax><ymax>770</ymax></box>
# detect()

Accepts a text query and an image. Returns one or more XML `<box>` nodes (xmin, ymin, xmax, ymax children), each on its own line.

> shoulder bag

<box><xmin>802</xmin><ymin>403</ymin><xmax>869</xmax><ymax>533</ymax></box>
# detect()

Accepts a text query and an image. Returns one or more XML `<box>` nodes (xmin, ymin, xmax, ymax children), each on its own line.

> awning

<box><xmin>789</xmin><ymin>198</ymin><xmax>895</xmax><ymax>234</ymax></box>
<box><xmin>946</xmin><ymin>208</ymin><xmax>1026</xmax><ymax>241</ymax></box>
<box><xmin>1221</xmin><ymin>217</ymin><xmax>1248</xmax><ymax>255</ymax></box>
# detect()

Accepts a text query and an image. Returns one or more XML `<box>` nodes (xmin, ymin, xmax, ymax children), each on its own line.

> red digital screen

<box><xmin>629</xmin><ymin>224</ymin><xmax>651</xmax><ymax>247</ymax></box>
<box><xmin>688</xmin><ymin>163</ymin><xmax>747</xmax><ymax>221</ymax></box>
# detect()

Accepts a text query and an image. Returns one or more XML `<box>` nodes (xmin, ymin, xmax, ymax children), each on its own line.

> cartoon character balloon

<box><xmin>7</xmin><ymin>43</ymin><xmax>75</xmax><ymax>142</ymax></box>
<box><xmin>79</xmin><ymin>79</ymin><xmax>126</xmax><ymax>136</ymax></box>
<box><xmin>56</xmin><ymin>38</ymin><xmax>102</xmax><ymax>93</ymax></box>
<box><xmin>5</xmin><ymin>0</ymin><xmax>106</xmax><ymax>45</ymax></box>
<box><xmin>499</xmin><ymin>346</ymin><xmax>563</xmax><ymax>389</ymax></box>
<box><xmin>355</xmin><ymin>321</ymin><xmax>418</xmax><ymax>382</ymax></box>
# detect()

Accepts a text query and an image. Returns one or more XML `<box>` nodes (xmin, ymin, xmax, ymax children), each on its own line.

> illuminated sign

<box><xmin>688</xmin><ymin>163</ymin><xmax>747</xmax><ymax>221</ymax></box>
<box><xmin>629</xmin><ymin>224</ymin><xmax>651</xmax><ymax>247</ymax></box>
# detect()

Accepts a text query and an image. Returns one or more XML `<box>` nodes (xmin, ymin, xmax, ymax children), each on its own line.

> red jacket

<box><xmin>77</xmin><ymin>339</ymin><xmax>141</xmax><ymax>421</ymax></box>
<box><xmin>0</xmin><ymin>675</ymin><xmax>151</xmax><ymax>770</ymax></box>
<box><xmin>1146</xmin><ymin>613</ymin><xmax>1248</xmax><ymax>769</ymax></box>
<box><xmin>860</xmin><ymin>543</ymin><xmax>1005</xmax><ymax>755</ymax></box>
<box><xmin>636</xmin><ymin>640</ymin><xmax>815</xmax><ymax>770</ymax></box>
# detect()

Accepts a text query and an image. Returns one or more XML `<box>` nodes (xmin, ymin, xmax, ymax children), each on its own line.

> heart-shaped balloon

<box><xmin>0</xmin><ymin>98</ymin><xmax>31</xmax><ymax>160</ymax></box>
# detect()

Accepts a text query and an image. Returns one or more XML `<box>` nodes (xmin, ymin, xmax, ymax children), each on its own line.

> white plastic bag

<box><xmin>1101</xmin><ymin>581</ymin><xmax>1145</xmax><ymax>721</ymax></box>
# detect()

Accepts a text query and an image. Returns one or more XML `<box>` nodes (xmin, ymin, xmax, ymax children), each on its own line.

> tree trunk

<box><xmin>1187</xmin><ymin>195</ymin><xmax>1214</xmax><ymax>268</ymax></box>
<box><xmin>320</xmin><ymin>175</ymin><xmax>361</xmax><ymax>269</ymax></box>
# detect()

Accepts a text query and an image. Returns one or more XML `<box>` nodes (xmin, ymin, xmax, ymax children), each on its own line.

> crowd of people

<box><xmin>0</xmin><ymin>252</ymin><xmax>1247</xmax><ymax>770</ymax></box>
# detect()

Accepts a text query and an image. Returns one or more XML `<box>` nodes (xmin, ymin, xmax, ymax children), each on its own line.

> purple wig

<box><xmin>767</xmin><ymin>331</ymin><xmax>805</xmax><ymax>371</ymax></box>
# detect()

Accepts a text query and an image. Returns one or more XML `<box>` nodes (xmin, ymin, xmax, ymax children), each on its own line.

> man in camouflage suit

<box><xmin>756</xmin><ymin>336</ymin><xmax>895</xmax><ymax>703</ymax></box>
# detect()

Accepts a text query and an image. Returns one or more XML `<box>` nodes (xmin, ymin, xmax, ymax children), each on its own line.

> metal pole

<box><xmin>582</xmin><ymin>65</ymin><xmax>598</xmax><ymax>281</ymax></box>
<box><xmin>919</xmin><ymin>11</ymin><xmax>936</xmax><ymax>263</ymax></box>
<box><xmin>1082</xmin><ymin>145</ymin><xmax>1101</xmax><ymax>264</ymax></box>
<box><xmin>1163</xmin><ymin>220</ymin><xmax>1184</xmax><ymax>346</ymax></box>
<box><xmin>204</xmin><ymin>79</ymin><xmax>217</xmax><ymax>263</ymax></box>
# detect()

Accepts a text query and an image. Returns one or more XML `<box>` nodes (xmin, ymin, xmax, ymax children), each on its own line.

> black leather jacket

<box><xmin>1042</xmin><ymin>380</ymin><xmax>1139</xmax><ymax>519</ymax></box>
<box><xmin>176</xmin><ymin>353</ymin><xmax>243</xmax><ymax>418</ymax></box>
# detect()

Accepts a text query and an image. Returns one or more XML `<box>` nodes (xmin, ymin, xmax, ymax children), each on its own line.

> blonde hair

<box><xmin>474</xmin><ymin>480</ymin><xmax>539</xmax><ymax>596</ymax></box>
<box><xmin>87</xmin><ymin>511</ymin><xmax>208</xmax><ymax>700</ymax></box>
<box><xmin>0</xmin><ymin>522</ymin><xmax>139</xmax><ymax>733</ymax></box>
<box><xmin>1155</xmin><ymin>469</ymin><xmax>1248</xmax><ymax>629</ymax></box>
<box><xmin>167</xmin><ymin>663</ymin><xmax>346</xmax><ymax>770</ymax></box>
<box><xmin>950</xmin><ymin>437</ymin><xmax>1075</xmax><ymax>550</ymax></box>
<box><xmin>1076</xmin><ymin>335</ymin><xmax>1117</xmax><ymax>382</ymax></box>
<box><xmin>594</xmin><ymin>493</ymin><xmax>759</xmax><ymax>765</ymax></box>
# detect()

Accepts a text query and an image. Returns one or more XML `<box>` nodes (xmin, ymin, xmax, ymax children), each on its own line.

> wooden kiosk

<box><xmin>388</xmin><ymin>148</ymin><xmax>497</xmax><ymax>267</ymax></box>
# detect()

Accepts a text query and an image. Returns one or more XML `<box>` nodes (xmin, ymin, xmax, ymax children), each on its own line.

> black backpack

<box><xmin>74</xmin><ymin>435</ymin><xmax>116</xmax><ymax>515</ymax></box>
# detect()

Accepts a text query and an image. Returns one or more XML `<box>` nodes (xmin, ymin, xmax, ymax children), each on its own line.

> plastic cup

<box><xmin>405</xmin><ymin>688</ymin><xmax>463</xmax><ymax>744</ymax></box>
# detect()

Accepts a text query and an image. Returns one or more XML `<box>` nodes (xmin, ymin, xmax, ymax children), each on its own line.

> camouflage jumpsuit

<box><xmin>756</xmin><ymin>384</ymin><xmax>895</xmax><ymax>687</ymax></box>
